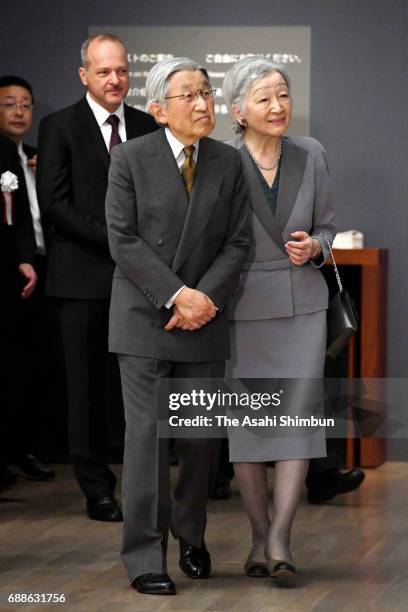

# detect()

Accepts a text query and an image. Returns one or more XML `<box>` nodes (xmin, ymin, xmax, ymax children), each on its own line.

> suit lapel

<box><xmin>238</xmin><ymin>137</ymin><xmax>308</xmax><ymax>251</ymax></box>
<box><xmin>124</xmin><ymin>104</ymin><xmax>136</xmax><ymax>139</ymax></box>
<box><xmin>275</xmin><ymin>138</ymin><xmax>308</xmax><ymax>232</ymax></box>
<box><xmin>172</xmin><ymin>137</ymin><xmax>223</xmax><ymax>272</ymax></box>
<box><xmin>140</xmin><ymin>128</ymin><xmax>189</xmax><ymax>243</ymax></box>
<box><xmin>124</xmin><ymin>104</ymin><xmax>139</xmax><ymax>140</ymax></box>
<box><xmin>239</xmin><ymin>142</ymin><xmax>286</xmax><ymax>252</ymax></box>
<box><xmin>75</xmin><ymin>97</ymin><xmax>110</xmax><ymax>170</ymax></box>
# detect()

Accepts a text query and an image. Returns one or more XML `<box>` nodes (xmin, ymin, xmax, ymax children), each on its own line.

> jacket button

<box><xmin>157</xmin><ymin>238</ymin><xmax>164</xmax><ymax>246</ymax></box>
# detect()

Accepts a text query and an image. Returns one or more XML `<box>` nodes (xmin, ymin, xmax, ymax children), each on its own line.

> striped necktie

<box><xmin>181</xmin><ymin>145</ymin><xmax>196</xmax><ymax>198</ymax></box>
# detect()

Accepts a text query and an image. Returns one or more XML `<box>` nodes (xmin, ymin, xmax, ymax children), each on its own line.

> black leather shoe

<box><xmin>210</xmin><ymin>477</ymin><xmax>232</xmax><ymax>500</ymax></box>
<box><xmin>14</xmin><ymin>454</ymin><xmax>55</xmax><ymax>481</ymax></box>
<box><xmin>179</xmin><ymin>537</ymin><xmax>211</xmax><ymax>579</ymax></box>
<box><xmin>307</xmin><ymin>468</ymin><xmax>365</xmax><ymax>504</ymax></box>
<box><xmin>132</xmin><ymin>573</ymin><xmax>176</xmax><ymax>595</ymax></box>
<box><xmin>86</xmin><ymin>495</ymin><xmax>123</xmax><ymax>522</ymax></box>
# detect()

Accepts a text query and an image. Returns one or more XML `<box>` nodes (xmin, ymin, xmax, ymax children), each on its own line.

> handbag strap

<box><xmin>321</xmin><ymin>233</ymin><xmax>343</xmax><ymax>293</ymax></box>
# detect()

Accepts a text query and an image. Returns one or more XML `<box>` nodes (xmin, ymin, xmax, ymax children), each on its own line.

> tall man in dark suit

<box><xmin>106</xmin><ymin>57</ymin><xmax>250</xmax><ymax>595</ymax></box>
<box><xmin>37</xmin><ymin>34</ymin><xmax>158</xmax><ymax>521</ymax></box>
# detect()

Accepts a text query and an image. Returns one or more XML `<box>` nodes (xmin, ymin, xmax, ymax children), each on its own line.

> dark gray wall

<box><xmin>1</xmin><ymin>0</ymin><xmax>407</xmax><ymax>456</ymax></box>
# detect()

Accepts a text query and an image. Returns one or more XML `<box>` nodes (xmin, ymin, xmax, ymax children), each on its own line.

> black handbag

<box><xmin>322</xmin><ymin>234</ymin><xmax>359</xmax><ymax>359</ymax></box>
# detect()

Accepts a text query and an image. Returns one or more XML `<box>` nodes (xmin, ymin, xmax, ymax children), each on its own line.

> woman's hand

<box><xmin>284</xmin><ymin>231</ymin><xmax>321</xmax><ymax>266</ymax></box>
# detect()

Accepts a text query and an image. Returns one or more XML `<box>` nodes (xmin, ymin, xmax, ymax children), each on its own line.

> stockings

<box><xmin>233</xmin><ymin>463</ymin><xmax>270</xmax><ymax>562</ymax></box>
<box><xmin>234</xmin><ymin>459</ymin><xmax>309</xmax><ymax>562</ymax></box>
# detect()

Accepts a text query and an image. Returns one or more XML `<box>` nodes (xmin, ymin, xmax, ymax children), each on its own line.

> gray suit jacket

<box><xmin>227</xmin><ymin>136</ymin><xmax>335</xmax><ymax>321</ymax></box>
<box><xmin>106</xmin><ymin>128</ymin><xmax>250</xmax><ymax>361</ymax></box>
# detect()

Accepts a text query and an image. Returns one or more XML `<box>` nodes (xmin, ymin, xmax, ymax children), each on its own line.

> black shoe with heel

<box><xmin>244</xmin><ymin>559</ymin><xmax>270</xmax><ymax>578</ymax></box>
<box><xmin>267</xmin><ymin>559</ymin><xmax>296</xmax><ymax>587</ymax></box>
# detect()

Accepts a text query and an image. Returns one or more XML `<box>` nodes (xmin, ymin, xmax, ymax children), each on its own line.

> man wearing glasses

<box><xmin>0</xmin><ymin>76</ymin><xmax>41</xmax><ymax>297</ymax></box>
<box><xmin>106</xmin><ymin>57</ymin><xmax>250</xmax><ymax>596</ymax></box>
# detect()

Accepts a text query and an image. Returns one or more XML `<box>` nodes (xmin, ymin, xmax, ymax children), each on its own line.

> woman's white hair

<box><xmin>145</xmin><ymin>57</ymin><xmax>210</xmax><ymax>109</ymax></box>
<box><xmin>223</xmin><ymin>56</ymin><xmax>290</xmax><ymax>134</ymax></box>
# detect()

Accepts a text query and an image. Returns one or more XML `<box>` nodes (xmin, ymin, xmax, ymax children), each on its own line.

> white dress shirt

<box><xmin>164</xmin><ymin>128</ymin><xmax>200</xmax><ymax>307</ymax></box>
<box><xmin>18</xmin><ymin>142</ymin><xmax>45</xmax><ymax>254</ymax></box>
<box><xmin>164</xmin><ymin>127</ymin><xmax>199</xmax><ymax>170</ymax></box>
<box><xmin>86</xmin><ymin>92</ymin><xmax>127</xmax><ymax>149</ymax></box>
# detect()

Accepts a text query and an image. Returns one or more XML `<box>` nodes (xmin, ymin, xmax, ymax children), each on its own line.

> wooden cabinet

<box><xmin>327</xmin><ymin>248</ymin><xmax>388</xmax><ymax>467</ymax></box>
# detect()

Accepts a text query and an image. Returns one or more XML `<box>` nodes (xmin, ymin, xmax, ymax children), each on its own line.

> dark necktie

<box><xmin>181</xmin><ymin>145</ymin><xmax>196</xmax><ymax>199</ymax></box>
<box><xmin>106</xmin><ymin>114</ymin><xmax>122</xmax><ymax>152</ymax></box>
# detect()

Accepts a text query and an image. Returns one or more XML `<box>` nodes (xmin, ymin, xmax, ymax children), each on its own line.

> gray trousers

<box><xmin>118</xmin><ymin>355</ymin><xmax>223</xmax><ymax>583</ymax></box>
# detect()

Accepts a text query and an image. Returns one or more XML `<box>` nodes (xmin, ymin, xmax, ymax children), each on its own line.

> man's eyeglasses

<box><xmin>164</xmin><ymin>89</ymin><xmax>216</xmax><ymax>104</ymax></box>
<box><xmin>0</xmin><ymin>102</ymin><xmax>34</xmax><ymax>111</ymax></box>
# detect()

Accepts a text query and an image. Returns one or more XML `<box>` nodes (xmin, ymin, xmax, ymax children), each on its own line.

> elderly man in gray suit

<box><xmin>105</xmin><ymin>57</ymin><xmax>250</xmax><ymax>596</ymax></box>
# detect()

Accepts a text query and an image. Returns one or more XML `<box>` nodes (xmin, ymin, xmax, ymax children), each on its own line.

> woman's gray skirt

<box><xmin>226</xmin><ymin>310</ymin><xmax>327</xmax><ymax>462</ymax></box>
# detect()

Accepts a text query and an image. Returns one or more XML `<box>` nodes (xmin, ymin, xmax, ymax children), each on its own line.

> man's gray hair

<box><xmin>81</xmin><ymin>33</ymin><xmax>126</xmax><ymax>68</ymax></box>
<box><xmin>145</xmin><ymin>57</ymin><xmax>210</xmax><ymax>108</ymax></box>
<box><xmin>223</xmin><ymin>56</ymin><xmax>290</xmax><ymax>133</ymax></box>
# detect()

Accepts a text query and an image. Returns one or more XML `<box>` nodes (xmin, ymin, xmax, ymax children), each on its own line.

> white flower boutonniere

<box><xmin>1</xmin><ymin>171</ymin><xmax>18</xmax><ymax>225</ymax></box>
<box><xmin>1</xmin><ymin>170</ymin><xmax>19</xmax><ymax>193</ymax></box>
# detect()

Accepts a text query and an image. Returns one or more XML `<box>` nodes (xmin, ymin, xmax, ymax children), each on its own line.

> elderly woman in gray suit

<box><xmin>223</xmin><ymin>57</ymin><xmax>335</xmax><ymax>584</ymax></box>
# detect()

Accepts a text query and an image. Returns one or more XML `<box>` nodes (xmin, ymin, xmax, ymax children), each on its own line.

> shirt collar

<box><xmin>17</xmin><ymin>141</ymin><xmax>25</xmax><ymax>158</ymax></box>
<box><xmin>164</xmin><ymin>127</ymin><xmax>199</xmax><ymax>160</ymax></box>
<box><xmin>86</xmin><ymin>92</ymin><xmax>125</xmax><ymax>127</ymax></box>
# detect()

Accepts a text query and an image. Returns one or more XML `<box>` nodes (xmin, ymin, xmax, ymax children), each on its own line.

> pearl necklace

<box><xmin>243</xmin><ymin>138</ymin><xmax>282</xmax><ymax>171</ymax></box>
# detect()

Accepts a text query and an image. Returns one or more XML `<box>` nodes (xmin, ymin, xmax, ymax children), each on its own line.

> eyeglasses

<box><xmin>165</xmin><ymin>89</ymin><xmax>216</xmax><ymax>104</ymax></box>
<box><xmin>0</xmin><ymin>102</ymin><xmax>34</xmax><ymax>111</ymax></box>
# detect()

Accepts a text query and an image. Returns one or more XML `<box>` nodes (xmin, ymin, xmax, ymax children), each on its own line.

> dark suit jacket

<box><xmin>106</xmin><ymin>128</ymin><xmax>250</xmax><ymax>362</ymax></box>
<box><xmin>0</xmin><ymin>134</ymin><xmax>35</xmax><ymax>266</ymax></box>
<box><xmin>37</xmin><ymin>96</ymin><xmax>158</xmax><ymax>299</ymax></box>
